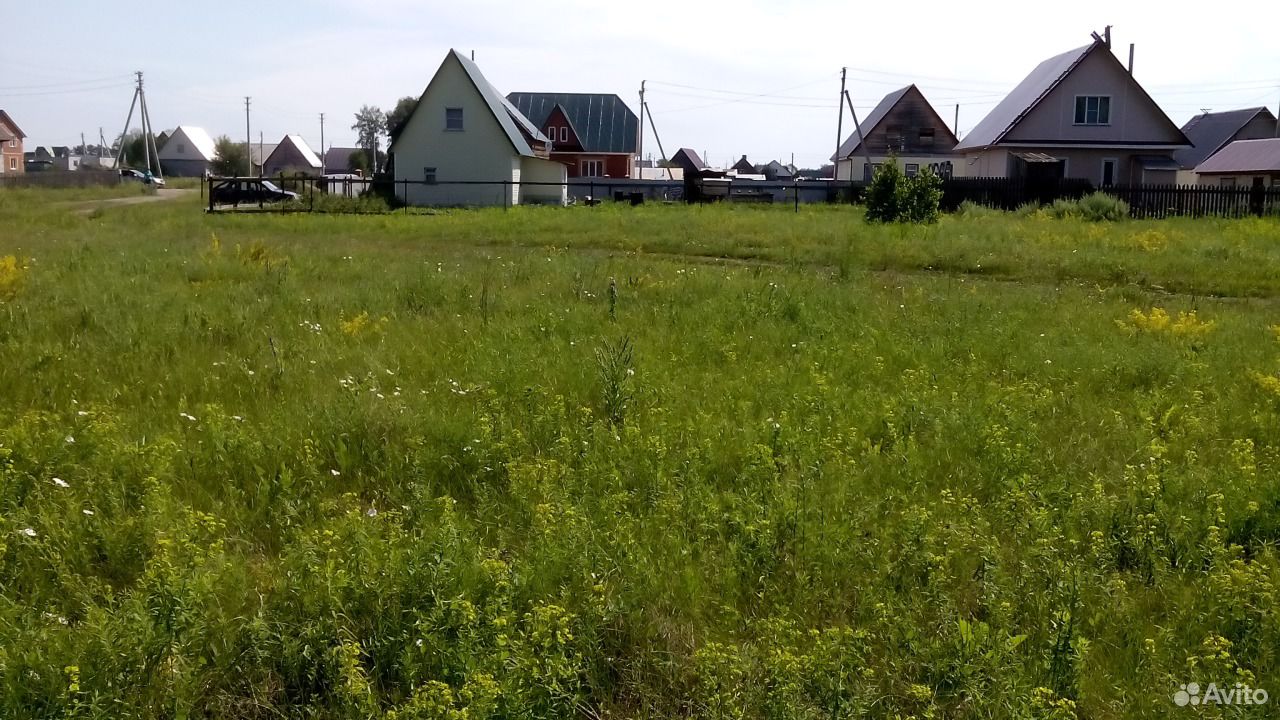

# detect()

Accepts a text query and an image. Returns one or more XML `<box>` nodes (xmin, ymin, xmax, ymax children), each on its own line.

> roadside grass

<box><xmin>0</xmin><ymin>195</ymin><xmax>1279</xmax><ymax>717</ymax></box>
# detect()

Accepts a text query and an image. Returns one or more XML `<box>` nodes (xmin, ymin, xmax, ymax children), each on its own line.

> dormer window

<box><xmin>1074</xmin><ymin>95</ymin><xmax>1111</xmax><ymax>125</ymax></box>
<box><xmin>918</xmin><ymin>128</ymin><xmax>936</xmax><ymax>146</ymax></box>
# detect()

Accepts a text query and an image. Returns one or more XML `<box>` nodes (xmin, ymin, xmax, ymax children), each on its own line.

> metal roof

<box><xmin>672</xmin><ymin>148</ymin><xmax>705</xmax><ymax>169</ymax></box>
<box><xmin>1134</xmin><ymin>155</ymin><xmax>1181</xmax><ymax>171</ymax></box>
<box><xmin>250</xmin><ymin>144</ymin><xmax>278</xmax><ymax>166</ymax></box>
<box><xmin>161</xmin><ymin>126</ymin><xmax>218</xmax><ymax>161</ymax></box>
<box><xmin>454</xmin><ymin>51</ymin><xmax>547</xmax><ymax>156</ymax></box>
<box><xmin>323</xmin><ymin>147</ymin><xmax>364</xmax><ymax>170</ymax></box>
<box><xmin>955</xmin><ymin>44</ymin><xmax>1096</xmax><ymax>151</ymax></box>
<box><xmin>1195</xmin><ymin>138</ymin><xmax>1280</xmax><ymax>174</ymax></box>
<box><xmin>506</xmin><ymin>92</ymin><xmax>638</xmax><ymax>154</ymax></box>
<box><xmin>1174</xmin><ymin>107</ymin><xmax>1275</xmax><ymax>169</ymax></box>
<box><xmin>277</xmin><ymin>134</ymin><xmax>322</xmax><ymax>168</ymax></box>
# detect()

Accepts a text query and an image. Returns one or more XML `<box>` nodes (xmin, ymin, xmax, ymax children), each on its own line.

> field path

<box><xmin>64</xmin><ymin>188</ymin><xmax>195</xmax><ymax>215</ymax></box>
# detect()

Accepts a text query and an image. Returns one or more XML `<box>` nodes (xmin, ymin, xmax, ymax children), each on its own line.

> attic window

<box><xmin>446</xmin><ymin>108</ymin><xmax>464</xmax><ymax>131</ymax></box>
<box><xmin>918</xmin><ymin>128</ymin><xmax>936</xmax><ymax>145</ymax></box>
<box><xmin>1074</xmin><ymin>96</ymin><xmax>1111</xmax><ymax>125</ymax></box>
<box><xmin>177</xmin><ymin>143</ymin><xmax>186</xmax><ymax>154</ymax></box>
<box><xmin>560</xmin><ymin>127</ymin><xmax>568</xmax><ymax>143</ymax></box>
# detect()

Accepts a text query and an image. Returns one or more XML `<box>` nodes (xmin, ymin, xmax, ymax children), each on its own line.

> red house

<box><xmin>0</xmin><ymin>110</ymin><xmax>26</xmax><ymax>175</ymax></box>
<box><xmin>505</xmin><ymin>93</ymin><xmax>638</xmax><ymax>178</ymax></box>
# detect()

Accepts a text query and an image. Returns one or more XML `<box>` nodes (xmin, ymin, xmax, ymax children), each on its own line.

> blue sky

<box><xmin>2</xmin><ymin>0</ymin><xmax>1277</xmax><ymax>168</ymax></box>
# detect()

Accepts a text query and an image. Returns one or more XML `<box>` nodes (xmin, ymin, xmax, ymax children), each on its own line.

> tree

<box><xmin>385</xmin><ymin>96</ymin><xmax>418</xmax><ymax>143</ymax></box>
<box><xmin>864</xmin><ymin>160</ymin><xmax>904</xmax><ymax>223</ymax></box>
<box><xmin>347</xmin><ymin>149</ymin><xmax>370</xmax><ymax>174</ymax></box>
<box><xmin>352</xmin><ymin>105</ymin><xmax>387</xmax><ymax>174</ymax></box>
<box><xmin>211</xmin><ymin>135</ymin><xmax>248</xmax><ymax>177</ymax></box>
<box><xmin>113</xmin><ymin>131</ymin><xmax>153</xmax><ymax>169</ymax></box>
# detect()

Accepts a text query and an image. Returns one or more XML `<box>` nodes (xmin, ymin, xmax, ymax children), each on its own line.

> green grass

<box><xmin>2</xmin><ymin>192</ymin><xmax>1280</xmax><ymax>718</ymax></box>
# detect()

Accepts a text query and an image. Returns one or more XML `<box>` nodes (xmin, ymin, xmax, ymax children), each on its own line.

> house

<box><xmin>263</xmin><ymin>134</ymin><xmax>322</xmax><ymax>177</ymax></box>
<box><xmin>323</xmin><ymin>147</ymin><xmax>365</xmax><ymax>174</ymax></box>
<box><xmin>832</xmin><ymin>85</ymin><xmax>960</xmax><ymax>181</ymax></box>
<box><xmin>1193</xmin><ymin>138</ymin><xmax>1280</xmax><ymax>187</ymax></box>
<box><xmin>1173</xmin><ymin>107</ymin><xmax>1277</xmax><ymax>184</ymax></box>
<box><xmin>760</xmin><ymin>160</ymin><xmax>796</xmax><ymax>181</ymax></box>
<box><xmin>157</xmin><ymin>126</ymin><xmax>217</xmax><ymax>176</ymax></box>
<box><xmin>506</xmin><ymin>92</ymin><xmax>639</xmax><ymax>179</ymax></box>
<box><xmin>250</xmin><ymin>143</ymin><xmax>279</xmax><ymax>176</ymax></box>
<box><xmin>730</xmin><ymin>155</ymin><xmax>756</xmax><ymax>174</ymax></box>
<box><xmin>0</xmin><ymin>111</ymin><xmax>25</xmax><ymax>175</ymax></box>
<box><xmin>390</xmin><ymin>49</ymin><xmax>566</xmax><ymax>207</ymax></box>
<box><xmin>954</xmin><ymin>38</ymin><xmax>1190</xmax><ymax>186</ymax></box>
<box><xmin>670</xmin><ymin>148</ymin><xmax>706</xmax><ymax>175</ymax></box>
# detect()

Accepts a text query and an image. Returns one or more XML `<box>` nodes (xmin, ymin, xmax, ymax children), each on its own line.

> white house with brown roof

<box><xmin>954</xmin><ymin>38</ymin><xmax>1189</xmax><ymax>186</ymax></box>
<box><xmin>390</xmin><ymin>50</ymin><xmax>566</xmax><ymax>207</ymax></box>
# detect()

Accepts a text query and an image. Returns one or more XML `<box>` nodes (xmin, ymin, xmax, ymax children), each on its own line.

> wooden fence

<box><xmin>939</xmin><ymin>177</ymin><xmax>1280</xmax><ymax>218</ymax></box>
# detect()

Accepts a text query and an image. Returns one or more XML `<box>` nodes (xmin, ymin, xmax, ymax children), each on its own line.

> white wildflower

<box><xmin>21</xmin><ymin>528</ymin><xmax>36</xmax><ymax>537</ymax></box>
<box><xmin>330</xmin><ymin>469</ymin><xmax>341</xmax><ymax>477</ymax></box>
<box><xmin>52</xmin><ymin>478</ymin><xmax>69</xmax><ymax>488</ymax></box>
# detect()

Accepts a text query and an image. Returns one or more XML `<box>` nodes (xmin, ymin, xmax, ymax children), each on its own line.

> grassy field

<box><xmin>2</xmin><ymin>191</ymin><xmax>1279</xmax><ymax>718</ymax></box>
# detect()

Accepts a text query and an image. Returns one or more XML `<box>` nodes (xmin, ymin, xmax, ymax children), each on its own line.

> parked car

<box><xmin>209</xmin><ymin>179</ymin><xmax>300</xmax><ymax>206</ymax></box>
<box><xmin>119</xmin><ymin>168</ymin><xmax>166</xmax><ymax>187</ymax></box>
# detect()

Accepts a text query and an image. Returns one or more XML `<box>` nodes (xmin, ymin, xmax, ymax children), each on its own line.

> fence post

<box><xmin>403</xmin><ymin>180</ymin><xmax>408</xmax><ymax>214</ymax></box>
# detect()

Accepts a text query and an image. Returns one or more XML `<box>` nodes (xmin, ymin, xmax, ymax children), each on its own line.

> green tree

<box><xmin>864</xmin><ymin>160</ymin><xmax>904</xmax><ymax>223</ymax></box>
<box><xmin>347</xmin><ymin>149</ymin><xmax>370</xmax><ymax>174</ymax></box>
<box><xmin>385</xmin><ymin>96</ymin><xmax>418</xmax><ymax>143</ymax></box>
<box><xmin>352</xmin><ymin>105</ymin><xmax>387</xmax><ymax>174</ymax></box>
<box><xmin>210</xmin><ymin>135</ymin><xmax>249</xmax><ymax>176</ymax></box>
<box><xmin>902</xmin><ymin>166</ymin><xmax>942</xmax><ymax>224</ymax></box>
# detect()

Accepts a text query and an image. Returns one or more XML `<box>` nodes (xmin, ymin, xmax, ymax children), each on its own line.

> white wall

<box><xmin>835</xmin><ymin>154</ymin><xmax>963</xmax><ymax>181</ymax></box>
<box><xmin>520</xmin><ymin>157</ymin><xmax>567</xmax><ymax>205</ymax></box>
<box><xmin>392</xmin><ymin>54</ymin><xmax>521</xmax><ymax>207</ymax></box>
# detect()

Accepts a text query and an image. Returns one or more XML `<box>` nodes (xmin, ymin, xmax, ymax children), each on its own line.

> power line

<box><xmin>3</xmin><ymin>82</ymin><xmax>134</xmax><ymax>98</ymax></box>
<box><xmin>0</xmin><ymin>74</ymin><xmax>135</xmax><ymax>91</ymax></box>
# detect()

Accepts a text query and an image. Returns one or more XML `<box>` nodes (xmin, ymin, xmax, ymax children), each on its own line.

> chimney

<box><xmin>1128</xmin><ymin>43</ymin><xmax>1135</xmax><ymax>74</ymax></box>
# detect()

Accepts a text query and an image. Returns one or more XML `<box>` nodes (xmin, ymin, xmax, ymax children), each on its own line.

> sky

<box><xmin>2</xmin><ymin>0</ymin><xmax>1278</xmax><ymax>169</ymax></box>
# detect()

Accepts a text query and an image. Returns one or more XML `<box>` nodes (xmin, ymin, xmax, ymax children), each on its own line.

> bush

<box><xmin>865</xmin><ymin>161</ymin><xmax>941</xmax><ymax>224</ymax></box>
<box><xmin>864</xmin><ymin>162</ymin><xmax>903</xmax><ymax>223</ymax></box>
<box><xmin>1049</xmin><ymin>192</ymin><xmax>1129</xmax><ymax>222</ymax></box>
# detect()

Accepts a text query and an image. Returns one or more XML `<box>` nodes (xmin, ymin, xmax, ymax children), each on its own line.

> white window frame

<box><xmin>904</xmin><ymin>163</ymin><xmax>919</xmax><ymax>177</ymax></box>
<box><xmin>1101</xmin><ymin>157</ymin><xmax>1117</xmax><ymax>186</ymax></box>
<box><xmin>580</xmin><ymin>159</ymin><xmax>603</xmax><ymax>177</ymax></box>
<box><xmin>1073</xmin><ymin>95</ymin><xmax>1111</xmax><ymax>126</ymax></box>
<box><xmin>560</xmin><ymin>127</ymin><xmax>568</xmax><ymax>143</ymax></box>
<box><xmin>423</xmin><ymin>167</ymin><xmax>437</xmax><ymax>184</ymax></box>
<box><xmin>8</xmin><ymin>157</ymin><xmax>15</xmax><ymax>170</ymax></box>
<box><xmin>445</xmin><ymin>107</ymin><xmax>464</xmax><ymax>131</ymax></box>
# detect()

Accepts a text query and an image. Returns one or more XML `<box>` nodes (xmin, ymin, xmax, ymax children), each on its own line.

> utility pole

<box><xmin>319</xmin><ymin>112</ymin><xmax>326</xmax><ymax>173</ymax></box>
<box><xmin>114</xmin><ymin>71</ymin><xmax>162</xmax><ymax>181</ymax></box>
<box><xmin>843</xmin><ymin>90</ymin><xmax>873</xmax><ymax>178</ymax></box>
<box><xmin>954</xmin><ymin>104</ymin><xmax>960</xmax><ymax>138</ymax></box>
<box><xmin>1275</xmin><ymin>89</ymin><xmax>1280</xmax><ymax>137</ymax></box>
<box><xmin>835</xmin><ymin>67</ymin><xmax>846</xmax><ymax>179</ymax></box>
<box><xmin>138</xmin><ymin>73</ymin><xmax>152</xmax><ymax>175</ymax></box>
<box><xmin>81</xmin><ymin>132</ymin><xmax>86</xmax><ymax>157</ymax></box>
<box><xmin>637</xmin><ymin>81</ymin><xmax>645</xmax><ymax>179</ymax></box>
<box><xmin>244</xmin><ymin>96</ymin><xmax>252</xmax><ymax>178</ymax></box>
<box><xmin>642</xmin><ymin>101</ymin><xmax>673</xmax><ymax>180</ymax></box>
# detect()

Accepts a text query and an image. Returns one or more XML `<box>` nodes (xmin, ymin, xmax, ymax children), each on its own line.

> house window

<box><xmin>1220</xmin><ymin>177</ymin><xmax>1236</xmax><ymax>188</ymax></box>
<box><xmin>7</xmin><ymin>139</ymin><xmax>13</xmax><ymax>148</ymax></box>
<box><xmin>445</xmin><ymin>107</ymin><xmax>464</xmax><ymax>131</ymax></box>
<box><xmin>581</xmin><ymin>159</ymin><xmax>603</xmax><ymax>177</ymax></box>
<box><xmin>560</xmin><ymin>127</ymin><xmax>568</xmax><ymax>143</ymax></box>
<box><xmin>546</xmin><ymin>126</ymin><xmax>556</xmax><ymax>142</ymax></box>
<box><xmin>918</xmin><ymin>128</ymin><xmax>936</xmax><ymax>146</ymax></box>
<box><xmin>177</xmin><ymin>143</ymin><xmax>186</xmax><ymax>154</ymax></box>
<box><xmin>1074</xmin><ymin>95</ymin><xmax>1111</xmax><ymax>125</ymax></box>
<box><xmin>424</xmin><ymin>167</ymin><xmax>437</xmax><ymax>184</ymax></box>
<box><xmin>905</xmin><ymin>163</ymin><xmax>919</xmax><ymax>177</ymax></box>
<box><xmin>1101</xmin><ymin>158</ymin><xmax>1116</xmax><ymax>186</ymax></box>
<box><xmin>8</xmin><ymin>158</ymin><xmax>14</xmax><ymax>171</ymax></box>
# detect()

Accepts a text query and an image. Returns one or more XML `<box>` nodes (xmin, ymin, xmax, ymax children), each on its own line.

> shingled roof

<box><xmin>506</xmin><ymin>93</ymin><xmax>638</xmax><ymax>154</ymax></box>
<box><xmin>1175</xmin><ymin>107</ymin><xmax>1276</xmax><ymax>170</ymax></box>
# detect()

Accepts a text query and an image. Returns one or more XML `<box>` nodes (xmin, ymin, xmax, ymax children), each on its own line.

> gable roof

<box><xmin>0</xmin><ymin>110</ymin><xmax>26</xmax><ymax>139</ymax></box>
<box><xmin>323</xmin><ymin>147</ymin><xmax>364</xmax><ymax>171</ymax></box>
<box><xmin>832</xmin><ymin>86</ymin><xmax>912</xmax><ymax>160</ymax></box>
<box><xmin>731</xmin><ymin>155</ymin><xmax>755</xmax><ymax>173</ymax></box>
<box><xmin>1195</xmin><ymin>138</ymin><xmax>1280</xmax><ymax>174</ymax></box>
<box><xmin>250</xmin><ymin>143</ymin><xmax>279</xmax><ymax>167</ymax></box>
<box><xmin>956</xmin><ymin>44</ymin><xmax>1097</xmax><ymax>150</ymax></box>
<box><xmin>672</xmin><ymin>148</ymin><xmax>705</xmax><ymax>169</ymax></box>
<box><xmin>1175</xmin><ymin>107</ymin><xmax>1276</xmax><ymax>170</ymax></box>
<box><xmin>160</xmin><ymin>126</ymin><xmax>217</xmax><ymax>161</ymax></box>
<box><xmin>955</xmin><ymin>41</ymin><xmax>1188</xmax><ymax>152</ymax></box>
<box><xmin>391</xmin><ymin>50</ymin><xmax>548</xmax><ymax>157</ymax></box>
<box><xmin>505</xmin><ymin>93</ymin><xmax>639</xmax><ymax>154</ymax></box>
<box><xmin>265</xmin><ymin>135</ymin><xmax>322</xmax><ymax>169</ymax></box>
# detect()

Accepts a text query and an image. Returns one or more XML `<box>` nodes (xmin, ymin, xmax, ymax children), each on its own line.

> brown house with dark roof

<box><xmin>0</xmin><ymin>111</ymin><xmax>26</xmax><ymax>175</ymax></box>
<box><xmin>832</xmin><ymin>84</ymin><xmax>959</xmax><ymax>181</ymax></box>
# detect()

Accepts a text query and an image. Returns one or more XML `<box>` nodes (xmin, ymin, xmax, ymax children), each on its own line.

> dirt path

<box><xmin>66</xmin><ymin>189</ymin><xmax>195</xmax><ymax>215</ymax></box>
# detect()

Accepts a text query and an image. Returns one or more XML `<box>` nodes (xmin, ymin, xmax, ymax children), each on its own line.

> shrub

<box><xmin>865</xmin><ymin>161</ymin><xmax>941</xmax><ymax>224</ymax></box>
<box><xmin>864</xmin><ymin>162</ymin><xmax>904</xmax><ymax>223</ymax></box>
<box><xmin>1049</xmin><ymin>192</ymin><xmax>1129</xmax><ymax>222</ymax></box>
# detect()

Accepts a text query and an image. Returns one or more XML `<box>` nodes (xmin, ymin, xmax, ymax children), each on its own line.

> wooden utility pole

<box><xmin>637</xmin><ymin>81</ymin><xmax>645</xmax><ymax>179</ymax></box>
<box><xmin>244</xmin><ymin>97</ymin><xmax>252</xmax><ymax>177</ymax></box>
<box><xmin>319</xmin><ymin>113</ymin><xmax>326</xmax><ymax>173</ymax></box>
<box><xmin>843</xmin><ymin>90</ymin><xmax>873</xmax><ymax>177</ymax></box>
<box><xmin>834</xmin><ymin>67</ymin><xmax>846</xmax><ymax>178</ymax></box>
<box><xmin>113</xmin><ymin>71</ymin><xmax>163</xmax><ymax>180</ymax></box>
<box><xmin>642</xmin><ymin>101</ymin><xmax>673</xmax><ymax>180</ymax></box>
<box><xmin>954</xmin><ymin>104</ymin><xmax>960</xmax><ymax>138</ymax></box>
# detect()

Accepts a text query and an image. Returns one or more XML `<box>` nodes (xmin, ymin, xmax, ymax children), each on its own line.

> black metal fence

<box><xmin>200</xmin><ymin>174</ymin><xmax>1280</xmax><ymax>220</ymax></box>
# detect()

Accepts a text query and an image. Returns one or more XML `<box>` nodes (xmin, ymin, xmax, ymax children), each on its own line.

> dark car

<box><xmin>209</xmin><ymin>179</ymin><xmax>300</xmax><ymax>206</ymax></box>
